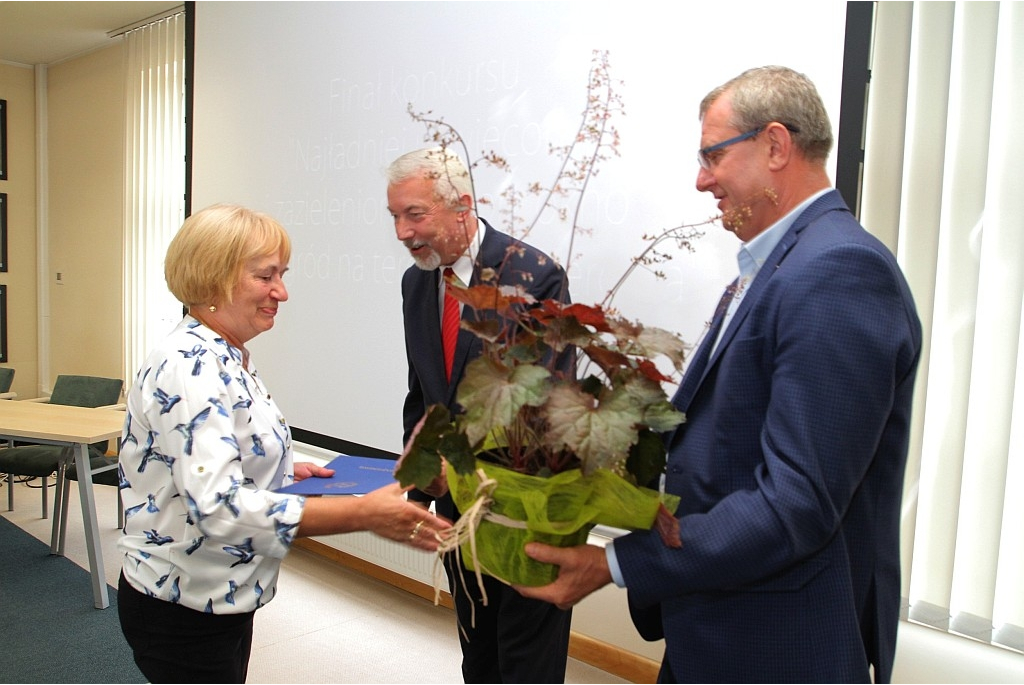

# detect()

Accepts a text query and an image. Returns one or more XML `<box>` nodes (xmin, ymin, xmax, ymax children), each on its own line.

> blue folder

<box><xmin>276</xmin><ymin>454</ymin><xmax>397</xmax><ymax>495</ymax></box>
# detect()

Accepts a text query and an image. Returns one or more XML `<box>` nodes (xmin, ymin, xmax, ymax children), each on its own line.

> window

<box><xmin>861</xmin><ymin>0</ymin><xmax>1024</xmax><ymax>654</ymax></box>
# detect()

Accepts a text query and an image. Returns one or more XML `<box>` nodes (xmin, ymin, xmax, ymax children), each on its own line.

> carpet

<box><xmin>0</xmin><ymin>515</ymin><xmax>146</xmax><ymax>683</ymax></box>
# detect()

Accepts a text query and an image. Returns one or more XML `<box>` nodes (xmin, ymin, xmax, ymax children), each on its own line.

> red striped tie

<box><xmin>442</xmin><ymin>268</ymin><xmax>459</xmax><ymax>381</ymax></box>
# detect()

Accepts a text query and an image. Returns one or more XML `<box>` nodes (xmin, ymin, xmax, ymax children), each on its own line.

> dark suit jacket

<box><xmin>615</xmin><ymin>191</ymin><xmax>922</xmax><ymax>683</ymax></box>
<box><xmin>400</xmin><ymin>218</ymin><xmax>571</xmax><ymax>520</ymax></box>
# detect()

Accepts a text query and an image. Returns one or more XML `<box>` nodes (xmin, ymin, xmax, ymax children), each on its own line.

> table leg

<box><xmin>50</xmin><ymin>446</ymin><xmax>72</xmax><ymax>554</ymax></box>
<box><xmin>75</xmin><ymin>441</ymin><xmax>110</xmax><ymax>609</ymax></box>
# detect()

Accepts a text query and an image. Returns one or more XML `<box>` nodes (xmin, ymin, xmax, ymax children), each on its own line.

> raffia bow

<box><xmin>432</xmin><ymin>467</ymin><xmax>529</xmax><ymax>635</ymax></box>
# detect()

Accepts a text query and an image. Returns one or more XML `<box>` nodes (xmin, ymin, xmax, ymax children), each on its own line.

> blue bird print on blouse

<box><xmin>153</xmin><ymin>387</ymin><xmax>182</xmax><ymax>414</ymax></box>
<box><xmin>124</xmin><ymin>501</ymin><xmax>147</xmax><ymax>519</ymax></box>
<box><xmin>266</xmin><ymin>499</ymin><xmax>287</xmax><ymax>517</ymax></box>
<box><xmin>155</xmin><ymin>572</ymin><xmax>170</xmax><ymax>588</ymax></box>
<box><xmin>205</xmin><ymin>599</ymin><xmax>214</xmax><ymax>613</ymax></box>
<box><xmin>122</xmin><ymin>413</ymin><xmax>137</xmax><ymax>447</ymax></box>
<box><xmin>224</xmin><ymin>537</ymin><xmax>256</xmax><ymax>567</ymax></box>
<box><xmin>152</xmin><ymin>358</ymin><xmax>168</xmax><ymax>382</ymax></box>
<box><xmin>183</xmin><ymin>490</ymin><xmax>210</xmax><ymax>526</ymax></box>
<box><xmin>271</xmin><ymin>426</ymin><xmax>288</xmax><ymax>455</ymax></box>
<box><xmin>144</xmin><ymin>529</ymin><xmax>174</xmax><ymax>546</ymax></box>
<box><xmin>169</xmin><ymin>577</ymin><xmax>181</xmax><ymax>604</ymax></box>
<box><xmin>179</xmin><ymin>343</ymin><xmax>207</xmax><ymax>376</ymax></box>
<box><xmin>216</xmin><ymin>478</ymin><xmax>242</xmax><ymax>518</ymax></box>
<box><xmin>251</xmin><ymin>434</ymin><xmax>266</xmax><ymax>458</ymax></box>
<box><xmin>135</xmin><ymin>431</ymin><xmax>165</xmax><ymax>473</ymax></box>
<box><xmin>274</xmin><ymin>519</ymin><xmax>299</xmax><ymax>547</ymax></box>
<box><xmin>233</xmin><ymin>398</ymin><xmax>252</xmax><ymax>411</ymax></box>
<box><xmin>208</xmin><ymin>396</ymin><xmax>230</xmax><ymax>417</ymax></box>
<box><xmin>138</xmin><ymin>449</ymin><xmax>175</xmax><ymax>474</ymax></box>
<box><xmin>221</xmin><ymin>436</ymin><xmax>242</xmax><ymax>463</ymax></box>
<box><xmin>254</xmin><ymin>579</ymin><xmax>265</xmax><ymax>607</ymax></box>
<box><xmin>237</xmin><ymin>373</ymin><xmax>253</xmax><ymax>400</ymax></box>
<box><xmin>144</xmin><ymin>493</ymin><xmax>160</xmax><ymax>514</ymax></box>
<box><xmin>117</xmin><ymin>464</ymin><xmax>130</xmax><ymax>490</ymax></box>
<box><xmin>219</xmin><ymin>370</ymin><xmax>232</xmax><ymax>386</ymax></box>
<box><xmin>225</xmin><ymin>579</ymin><xmax>239</xmax><ymax>605</ymax></box>
<box><xmin>220</xmin><ymin>341</ymin><xmax>243</xmax><ymax>364</ymax></box>
<box><xmin>185</xmin><ymin>536</ymin><xmax>206</xmax><ymax>555</ymax></box>
<box><xmin>173</xmin><ymin>406</ymin><xmax>211</xmax><ymax>456</ymax></box>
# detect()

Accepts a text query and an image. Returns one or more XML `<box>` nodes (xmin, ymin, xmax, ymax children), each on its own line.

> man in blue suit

<box><xmin>517</xmin><ymin>66</ymin><xmax>922</xmax><ymax>683</ymax></box>
<box><xmin>385</xmin><ymin>147</ymin><xmax>574</xmax><ymax>683</ymax></box>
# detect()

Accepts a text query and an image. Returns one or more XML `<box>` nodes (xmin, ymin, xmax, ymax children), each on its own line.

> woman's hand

<box><xmin>293</xmin><ymin>461</ymin><xmax>335</xmax><ymax>482</ymax></box>
<box><xmin>358</xmin><ymin>482</ymin><xmax>452</xmax><ymax>552</ymax></box>
<box><xmin>296</xmin><ymin>481</ymin><xmax>452</xmax><ymax>552</ymax></box>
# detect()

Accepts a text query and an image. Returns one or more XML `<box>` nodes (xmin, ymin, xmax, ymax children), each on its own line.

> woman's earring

<box><xmin>209</xmin><ymin>305</ymin><xmax>217</xmax><ymax>313</ymax></box>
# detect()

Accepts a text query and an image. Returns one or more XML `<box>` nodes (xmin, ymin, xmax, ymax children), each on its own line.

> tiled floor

<box><xmin>0</xmin><ymin>476</ymin><xmax>628</xmax><ymax>684</ymax></box>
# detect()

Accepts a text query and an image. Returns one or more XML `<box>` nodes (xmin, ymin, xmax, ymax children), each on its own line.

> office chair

<box><xmin>0</xmin><ymin>367</ymin><xmax>16</xmax><ymax>399</ymax></box>
<box><xmin>0</xmin><ymin>374</ymin><xmax>123</xmax><ymax>518</ymax></box>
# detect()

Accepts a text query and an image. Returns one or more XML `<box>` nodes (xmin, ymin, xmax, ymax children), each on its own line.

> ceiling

<box><xmin>0</xmin><ymin>1</ymin><xmax>183</xmax><ymax>66</ymax></box>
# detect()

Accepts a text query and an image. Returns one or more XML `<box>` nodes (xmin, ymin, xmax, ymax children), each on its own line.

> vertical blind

<box><xmin>122</xmin><ymin>12</ymin><xmax>186</xmax><ymax>390</ymax></box>
<box><xmin>861</xmin><ymin>0</ymin><xmax>1024</xmax><ymax>654</ymax></box>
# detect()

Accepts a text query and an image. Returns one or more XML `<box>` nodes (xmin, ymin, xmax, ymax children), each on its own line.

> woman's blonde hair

<box><xmin>165</xmin><ymin>204</ymin><xmax>291</xmax><ymax>307</ymax></box>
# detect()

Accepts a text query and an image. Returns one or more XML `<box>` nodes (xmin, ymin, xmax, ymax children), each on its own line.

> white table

<box><xmin>0</xmin><ymin>401</ymin><xmax>125</xmax><ymax>608</ymax></box>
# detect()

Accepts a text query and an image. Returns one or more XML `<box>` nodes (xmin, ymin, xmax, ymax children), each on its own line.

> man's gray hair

<box><xmin>700</xmin><ymin>66</ymin><xmax>834</xmax><ymax>164</ymax></box>
<box><xmin>385</xmin><ymin>146</ymin><xmax>474</xmax><ymax>210</ymax></box>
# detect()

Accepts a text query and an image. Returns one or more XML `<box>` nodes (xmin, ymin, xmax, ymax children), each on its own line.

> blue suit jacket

<box><xmin>615</xmin><ymin>191</ymin><xmax>922</xmax><ymax>683</ymax></box>
<box><xmin>400</xmin><ymin>219</ymin><xmax>571</xmax><ymax>520</ymax></box>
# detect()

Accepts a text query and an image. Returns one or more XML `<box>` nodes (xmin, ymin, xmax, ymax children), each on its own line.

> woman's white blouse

<box><xmin>118</xmin><ymin>316</ymin><xmax>306</xmax><ymax>614</ymax></box>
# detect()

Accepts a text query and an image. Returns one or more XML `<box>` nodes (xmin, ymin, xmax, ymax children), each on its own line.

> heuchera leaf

<box><xmin>635</xmin><ymin>326</ymin><xmax>689</xmax><ymax>373</ymax></box>
<box><xmin>542</xmin><ymin>313</ymin><xmax>596</xmax><ymax>351</ymax></box>
<box><xmin>582</xmin><ymin>344</ymin><xmax>633</xmax><ymax>377</ymax></box>
<box><xmin>533</xmin><ymin>300</ymin><xmax>613</xmax><ymax>332</ymax></box>
<box><xmin>457</xmin><ymin>357</ymin><xmax>552</xmax><ymax>446</ymax></box>
<box><xmin>626</xmin><ymin>428</ymin><xmax>672</xmax><ymax>489</ymax></box>
<box><xmin>438</xmin><ymin>430</ymin><xmax>476</xmax><ymax>475</ymax></box>
<box><xmin>451</xmin><ymin>282</ymin><xmax>533</xmax><ymax>315</ymax></box>
<box><xmin>618</xmin><ymin>373</ymin><xmax>685</xmax><ymax>432</ymax></box>
<box><xmin>394</xmin><ymin>404</ymin><xmax>453</xmax><ymax>489</ymax></box>
<box><xmin>541</xmin><ymin>382</ymin><xmax>645</xmax><ymax>473</ymax></box>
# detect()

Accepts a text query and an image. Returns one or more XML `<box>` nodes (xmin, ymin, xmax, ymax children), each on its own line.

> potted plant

<box><xmin>396</xmin><ymin>50</ymin><xmax>711</xmax><ymax>587</ymax></box>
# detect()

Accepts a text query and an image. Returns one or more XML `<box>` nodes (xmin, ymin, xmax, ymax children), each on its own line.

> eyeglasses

<box><xmin>697</xmin><ymin>123</ymin><xmax>801</xmax><ymax>171</ymax></box>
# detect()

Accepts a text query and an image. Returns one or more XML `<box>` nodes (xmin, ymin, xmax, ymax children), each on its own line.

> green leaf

<box><xmin>457</xmin><ymin>358</ymin><xmax>552</xmax><ymax>445</ymax></box>
<box><xmin>618</xmin><ymin>374</ymin><xmax>685</xmax><ymax>432</ymax></box>
<box><xmin>394</xmin><ymin>441</ymin><xmax>445</xmax><ymax>490</ymax></box>
<box><xmin>626</xmin><ymin>428</ymin><xmax>670</xmax><ymax>488</ymax></box>
<box><xmin>438</xmin><ymin>431</ymin><xmax>477</xmax><ymax>475</ymax></box>
<box><xmin>394</xmin><ymin>405</ymin><xmax>453</xmax><ymax>490</ymax></box>
<box><xmin>541</xmin><ymin>382</ymin><xmax>643</xmax><ymax>473</ymax></box>
<box><xmin>643</xmin><ymin>399</ymin><xmax>686</xmax><ymax>432</ymax></box>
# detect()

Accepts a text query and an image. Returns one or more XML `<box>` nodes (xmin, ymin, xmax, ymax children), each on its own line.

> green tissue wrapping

<box><xmin>447</xmin><ymin>460</ymin><xmax>680</xmax><ymax>587</ymax></box>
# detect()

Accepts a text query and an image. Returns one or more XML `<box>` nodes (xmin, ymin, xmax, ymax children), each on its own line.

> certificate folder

<box><xmin>277</xmin><ymin>454</ymin><xmax>397</xmax><ymax>495</ymax></box>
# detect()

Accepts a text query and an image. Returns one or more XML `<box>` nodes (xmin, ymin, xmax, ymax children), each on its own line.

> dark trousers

<box><xmin>118</xmin><ymin>572</ymin><xmax>255</xmax><ymax>683</ymax></box>
<box><xmin>446</xmin><ymin>553</ymin><xmax>572</xmax><ymax>683</ymax></box>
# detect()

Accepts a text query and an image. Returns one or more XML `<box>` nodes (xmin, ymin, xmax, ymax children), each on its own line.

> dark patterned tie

<box><xmin>671</xmin><ymin>279</ymin><xmax>737</xmax><ymax>410</ymax></box>
<box><xmin>442</xmin><ymin>268</ymin><xmax>459</xmax><ymax>381</ymax></box>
